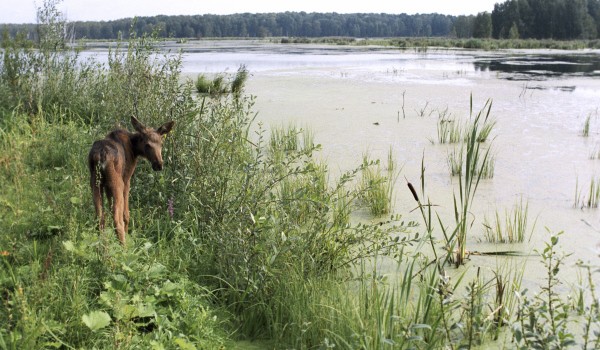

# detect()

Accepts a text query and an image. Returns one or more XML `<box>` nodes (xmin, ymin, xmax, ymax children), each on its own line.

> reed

<box><xmin>447</xmin><ymin>146</ymin><xmax>464</xmax><ymax>176</ymax></box>
<box><xmin>301</xmin><ymin>127</ymin><xmax>315</xmax><ymax>151</ymax></box>
<box><xmin>270</xmin><ymin>124</ymin><xmax>299</xmax><ymax>152</ymax></box>
<box><xmin>359</xmin><ymin>153</ymin><xmax>397</xmax><ymax>216</ymax></box>
<box><xmin>483</xmin><ymin>197</ymin><xmax>534</xmax><ymax>243</ymax></box>
<box><xmin>575</xmin><ymin>176</ymin><xmax>600</xmax><ymax>208</ymax></box>
<box><xmin>278</xmin><ymin>162</ymin><xmax>328</xmax><ymax>225</ymax></box>
<box><xmin>485</xmin><ymin>261</ymin><xmax>524</xmax><ymax>343</ymax></box>
<box><xmin>478</xmin><ymin>151</ymin><xmax>495</xmax><ymax>179</ymax></box>
<box><xmin>588</xmin><ymin>144</ymin><xmax>600</xmax><ymax>159</ymax></box>
<box><xmin>416</xmin><ymin>101</ymin><xmax>432</xmax><ymax>117</ymax></box>
<box><xmin>196</xmin><ymin>73</ymin><xmax>229</xmax><ymax>96</ymax></box>
<box><xmin>438</xmin><ymin>102</ymin><xmax>494</xmax><ymax>146</ymax></box>
<box><xmin>231</xmin><ymin>64</ymin><xmax>249</xmax><ymax>98</ymax></box>
<box><xmin>437</xmin><ymin>117</ymin><xmax>463</xmax><ymax>144</ymax></box>
<box><xmin>587</xmin><ymin>177</ymin><xmax>600</xmax><ymax>208</ymax></box>
<box><xmin>582</xmin><ymin>113</ymin><xmax>591</xmax><ymax>137</ymax></box>
<box><xmin>332</xmin><ymin>188</ymin><xmax>351</xmax><ymax>227</ymax></box>
<box><xmin>447</xmin><ymin>144</ymin><xmax>495</xmax><ymax>178</ymax></box>
<box><xmin>196</xmin><ymin>65</ymin><xmax>248</xmax><ymax>98</ymax></box>
<box><xmin>575</xmin><ymin>177</ymin><xmax>582</xmax><ymax>208</ymax></box>
<box><xmin>473</xmin><ymin>113</ymin><xmax>496</xmax><ymax>143</ymax></box>
<box><xmin>453</xmin><ymin>96</ymin><xmax>494</xmax><ymax>266</ymax></box>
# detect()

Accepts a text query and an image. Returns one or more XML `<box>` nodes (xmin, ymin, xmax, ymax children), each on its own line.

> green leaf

<box><xmin>62</xmin><ymin>240</ymin><xmax>75</xmax><ymax>252</ymax></box>
<box><xmin>147</xmin><ymin>263</ymin><xmax>167</xmax><ymax>278</ymax></box>
<box><xmin>160</xmin><ymin>280</ymin><xmax>181</xmax><ymax>296</ymax></box>
<box><xmin>117</xmin><ymin>304</ymin><xmax>137</xmax><ymax>321</ymax></box>
<box><xmin>82</xmin><ymin>310</ymin><xmax>111</xmax><ymax>331</ymax></box>
<box><xmin>514</xmin><ymin>328</ymin><xmax>522</xmax><ymax>342</ymax></box>
<box><xmin>150</xmin><ymin>340</ymin><xmax>166</xmax><ymax>350</ymax></box>
<box><xmin>410</xmin><ymin>323</ymin><xmax>432</xmax><ymax>330</ymax></box>
<box><xmin>136</xmin><ymin>303</ymin><xmax>155</xmax><ymax>318</ymax></box>
<box><xmin>406</xmin><ymin>336</ymin><xmax>423</xmax><ymax>342</ymax></box>
<box><xmin>174</xmin><ymin>337</ymin><xmax>197</xmax><ymax>350</ymax></box>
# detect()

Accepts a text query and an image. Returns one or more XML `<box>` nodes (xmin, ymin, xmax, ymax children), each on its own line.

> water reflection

<box><xmin>474</xmin><ymin>52</ymin><xmax>600</xmax><ymax>80</ymax></box>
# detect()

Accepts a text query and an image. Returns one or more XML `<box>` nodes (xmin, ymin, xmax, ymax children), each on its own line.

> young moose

<box><xmin>88</xmin><ymin>116</ymin><xmax>175</xmax><ymax>244</ymax></box>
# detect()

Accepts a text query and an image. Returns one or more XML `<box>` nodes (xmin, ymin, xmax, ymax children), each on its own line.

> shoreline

<box><xmin>70</xmin><ymin>36</ymin><xmax>600</xmax><ymax>51</ymax></box>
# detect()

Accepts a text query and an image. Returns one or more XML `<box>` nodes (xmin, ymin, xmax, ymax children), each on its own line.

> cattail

<box><xmin>407</xmin><ymin>182</ymin><xmax>420</xmax><ymax>203</ymax></box>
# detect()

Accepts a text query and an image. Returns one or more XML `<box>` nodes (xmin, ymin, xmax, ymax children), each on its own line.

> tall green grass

<box><xmin>415</xmin><ymin>96</ymin><xmax>496</xmax><ymax>266</ymax></box>
<box><xmin>447</xmin><ymin>146</ymin><xmax>464</xmax><ymax>176</ymax></box>
<box><xmin>359</xmin><ymin>148</ymin><xmax>400</xmax><ymax>216</ymax></box>
<box><xmin>443</xmin><ymin>100</ymin><xmax>495</xmax><ymax>180</ymax></box>
<box><xmin>269</xmin><ymin>123</ymin><xmax>299</xmax><ymax>152</ymax></box>
<box><xmin>408</xmin><ymin>161</ymin><xmax>526</xmax><ymax>347</ymax></box>
<box><xmin>574</xmin><ymin>176</ymin><xmax>600</xmax><ymax>209</ymax></box>
<box><xmin>437</xmin><ymin>117</ymin><xmax>463</xmax><ymax>144</ymax></box>
<box><xmin>453</xmin><ymin>96</ymin><xmax>495</xmax><ymax>266</ymax></box>
<box><xmin>437</xmin><ymin>106</ymin><xmax>495</xmax><ymax>146</ymax></box>
<box><xmin>195</xmin><ymin>64</ymin><xmax>248</xmax><ymax>98</ymax></box>
<box><xmin>298</xmin><ymin>36</ymin><xmax>600</xmax><ymax>50</ymax></box>
<box><xmin>447</xmin><ymin>133</ymin><xmax>495</xmax><ymax>178</ymax></box>
<box><xmin>483</xmin><ymin>197</ymin><xmax>534</xmax><ymax>243</ymax></box>
<box><xmin>582</xmin><ymin>113</ymin><xmax>592</xmax><ymax>137</ymax></box>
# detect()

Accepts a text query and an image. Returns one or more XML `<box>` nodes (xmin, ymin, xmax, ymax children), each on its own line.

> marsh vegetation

<box><xmin>1</xmin><ymin>3</ymin><xmax>600</xmax><ymax>349</ymax></box>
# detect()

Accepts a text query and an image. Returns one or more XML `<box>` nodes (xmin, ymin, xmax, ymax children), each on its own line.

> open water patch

<box><xmin>474</xmin><ymin>52</ymin><xmax>600</xmax><ymax>80</ymax></box>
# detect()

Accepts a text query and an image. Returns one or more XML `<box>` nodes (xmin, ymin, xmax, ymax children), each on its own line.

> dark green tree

<box><xmin>473</xmin><ymin>12</ymin><xmax>492</xmax><ymax>38</ymax></box>
<box><xmin>453</xmin><ymin>15</ymin><xmax>473</xmax><ymax>38</ymax></box>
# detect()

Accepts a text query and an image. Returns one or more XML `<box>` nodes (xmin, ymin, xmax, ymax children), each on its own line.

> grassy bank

<box><xmin>75</xmin><ymin>36</ymin><xmax>600</xmax><ymax>52</ymax></box>
<box><xmin>0</xmin><ymin>23</ymin><xmax>425</xmax><ymax>348</ymax></box>
<box><xmin>1</xmin><ymin>8</ymin><xmax>599</xmax><ymax>349</ymax></box>
<box><xmin>274</xmin><ymin>36</ymin><xmax>600</xmax><ymax>50</ymax></box>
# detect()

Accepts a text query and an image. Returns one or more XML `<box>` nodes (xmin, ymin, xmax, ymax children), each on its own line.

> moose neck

<box><xmin>130</xmin><ymin>132</ymin><xmax>146</xmax><ymax>158</ymax></box>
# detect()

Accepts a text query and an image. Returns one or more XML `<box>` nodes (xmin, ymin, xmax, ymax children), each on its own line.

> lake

<box><xmin>87</xmin><ymin>40</ymin><xmax>600</xmax><ymax>288</ymax></box>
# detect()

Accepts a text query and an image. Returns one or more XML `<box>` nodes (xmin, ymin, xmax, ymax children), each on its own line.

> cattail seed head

<box><xmin>407</xmin><ymin>182</ymin><xmax>420</xmax><ymax>202</ymax></box>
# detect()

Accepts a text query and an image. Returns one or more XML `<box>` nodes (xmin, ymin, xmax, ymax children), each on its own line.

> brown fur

<box><xmin>88</xmin><ymin>116</ymin><xmax>174</xmax><ymax>244</ymax></box>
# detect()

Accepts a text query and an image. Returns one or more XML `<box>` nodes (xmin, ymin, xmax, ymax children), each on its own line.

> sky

<box><xmin>0</xmin><ymin>0</ymin><xmax>501</xmax><ymax>24</ymax></box>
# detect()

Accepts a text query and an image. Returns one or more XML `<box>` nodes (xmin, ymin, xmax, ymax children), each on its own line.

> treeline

<box><xmin>2</xmin><ymin>1</ymin><xmax>600</xmax><ymax>43</ymax></box>
<box><xmin>491</xmin><ymin>0</ymin><xmax>600</xmax><ymax>39</ymax></box>
<box><xmin>4</xmin><ymin>12</ymin><xmax>455</xmax><ymax>40</ymax></box>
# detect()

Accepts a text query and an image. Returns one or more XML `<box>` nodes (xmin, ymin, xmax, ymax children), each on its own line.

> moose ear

<box><xmin>157</xmin><ymin>121</ymin><xmax>175</xmax><ymax>135</ymax></box>
<box><xmin>131</xmin><ymin>116</ymin><xmax>146</xmax><ymax>132</ymax></box>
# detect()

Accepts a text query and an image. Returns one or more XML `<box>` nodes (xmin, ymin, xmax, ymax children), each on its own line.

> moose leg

<box><xmin>112</xmin><ymin>190</ymin><xmax>126</xmax><ymax>245</ymax></box>
<box><xmin>90</xmin><ymin>172</ymin><xmax>105</xmax><ymax>230</ymax></box>
<box><xmin>105</xmin><ymin>164</ymin><xmax>126</xmax><ymax>245</ymax></box>
<box><xmin>123</xmin><ymin>181</ymin><xmax>130</xmax><ymax>234</ymax></box>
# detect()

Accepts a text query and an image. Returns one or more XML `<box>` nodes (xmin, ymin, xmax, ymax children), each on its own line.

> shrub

<box><xmin>195</xmin><ymin>74</ymin><xmax>211</xmax><ymax>93</ymax></box>
<box><xmin>231</xmin><ymin>64</ymin><xmax>249</xmax><ymax>97</ymax></box>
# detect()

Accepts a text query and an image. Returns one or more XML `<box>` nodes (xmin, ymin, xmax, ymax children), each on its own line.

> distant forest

<box><xmin>3</xmin><ymin>0</ymin><xmax>600</xmax><ymax>41</ymax></box>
